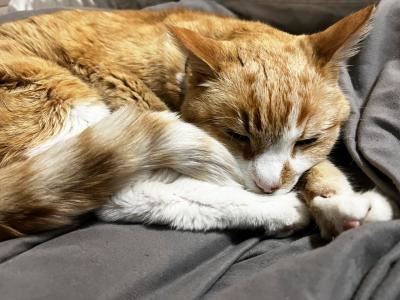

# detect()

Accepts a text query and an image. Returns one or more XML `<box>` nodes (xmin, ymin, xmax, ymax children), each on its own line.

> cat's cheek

<box><xmin>234</xmin><ymin>157</ymin><xmax>262</xmax><ymax>192</ymax></box>
<box><xmin>282</xmin><ymin>174</ymin><xmax>301</xmax><ymax>193</ymax></box>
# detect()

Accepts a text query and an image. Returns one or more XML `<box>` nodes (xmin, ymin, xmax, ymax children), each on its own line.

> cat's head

<box><xmin>171</xmin><ymin>6</ymin><xmax>374</xmax><ymax>194</ymax></box>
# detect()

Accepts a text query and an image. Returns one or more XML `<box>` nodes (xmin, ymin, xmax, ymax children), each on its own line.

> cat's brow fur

<box><xmin>0</xmin><ymin>6</ymin><xmax>382</xmax><ymax>240</ymax></box>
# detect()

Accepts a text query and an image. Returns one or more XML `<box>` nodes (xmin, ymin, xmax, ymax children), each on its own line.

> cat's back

<box><xmin>0</xmin><ymin>10</ymin><xmax>164</xmax><ymax>55</ymax></box>
<box><xmin>0</xmin><ymin>9</ymin><xmax>242</xmax><ymax>68</ymax></box>
<box><xmin>0</xmin><ymin>9</ymin><xmax>234</xmax><ymax>46</ymax></box>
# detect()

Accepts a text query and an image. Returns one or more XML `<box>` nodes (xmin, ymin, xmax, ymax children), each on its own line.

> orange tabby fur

<box><xmin>0</xmin><ymin>6</ymin><xmax>377</xmax><ymax>240</ymax></box>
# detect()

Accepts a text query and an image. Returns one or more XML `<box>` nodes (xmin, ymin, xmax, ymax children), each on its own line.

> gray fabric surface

<box><xmin>217</xmin><ymin>0</ymin><xmax>377</xmax><ymax>34</ymax></box>
<box><xmin>0</xmin><ymin>0</ymin><xmax>399</xmax><ymax>299</ymax></box>
<box><xmin>340</xmin><ymin>0</ymin><xmax>400</xmax><ymax>199</ymax></box>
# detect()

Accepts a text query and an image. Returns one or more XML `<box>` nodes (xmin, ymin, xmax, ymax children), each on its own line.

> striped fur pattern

<box><xmin>0</xmin><ymin>5</ymin><xmax>396</xmax><ymax>241</ymax></box>
<box><xmin>0</xmin><ymin>107</ymin><xmax>242</xmax><ymax>239</ymax></box>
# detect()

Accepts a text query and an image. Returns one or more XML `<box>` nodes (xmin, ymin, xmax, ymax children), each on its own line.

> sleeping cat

<box><xmin>0</xmin><ymin>5</ymin><xmax>397</xmax><ymax>241</ymax></box>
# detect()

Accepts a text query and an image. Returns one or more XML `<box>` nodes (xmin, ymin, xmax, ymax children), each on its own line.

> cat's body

<box><xmin>0</xmin><ymin>7</ymin><xmax>397</xmax><ymax>240</ymax></box>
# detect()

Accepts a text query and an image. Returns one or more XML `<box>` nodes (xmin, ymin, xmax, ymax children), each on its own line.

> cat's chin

<box><xmin>246</xmin><ymin>184</ymin><xmax>295</xmax><ymax>196</ymax></box>
<box><xmin>241</xmin><ymin>173</ymin><xmax>299</xmax><ymax>195</ymax></box>
<box><xmin>268</xmin><ymin>186</ymin><xmax>295</xmax><ymax>196</ymax></box>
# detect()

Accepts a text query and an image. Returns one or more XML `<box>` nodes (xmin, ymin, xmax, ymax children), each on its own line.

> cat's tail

<box><xmin>0</xmin><ymin>107</ymin><xmax>243</xmax><ymax>241</ymax></box>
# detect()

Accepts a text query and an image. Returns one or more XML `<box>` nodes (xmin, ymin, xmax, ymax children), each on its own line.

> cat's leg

<box><xmin>98</xmin><ymin>175</ymin><xmax>310</xmax><ymax>235</ymax></box>
<box><xmin>300</xmin><ymin>160</ymin><xmax>399</xmax><ymax>239</ymax></box>
<box><xmin>89</xmin><ymin>66</ymin><xmax>168</xmax><ymax>111</ymax></box>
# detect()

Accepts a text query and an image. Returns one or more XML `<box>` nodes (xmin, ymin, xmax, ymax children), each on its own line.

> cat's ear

<box><xmin>168</xmin><ymin>26</ymin><xmax>226</xmax><ymax>84</ymax></box>
<box><xmin>309</xmin><ymin>5</ymin><xmax>375</xmax><ymax>67</ymax></box>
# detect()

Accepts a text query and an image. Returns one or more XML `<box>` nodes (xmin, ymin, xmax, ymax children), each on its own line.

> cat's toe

<box><xmin>362</xmin><ymin>190</ymin><xmax>399</xmax><ymax>222</ymax></box>
<box><xmin>310</xmin><ymin>193</ymin><xmax>370</xmax><ymax>239</ymax></box>
<box><xmin>265</xmin><ymin>195</ymin><xmax>311</xmax><ymax>237</ymax></box>
<box><xmin>342</xmin><ymin>220</ymin><xmax>361</xmax><ymax>230</ymax></box>
<box><xmin>311</xmin><ymin>190</ymin><xmax>398</xmax><ymax>240</ymax></box>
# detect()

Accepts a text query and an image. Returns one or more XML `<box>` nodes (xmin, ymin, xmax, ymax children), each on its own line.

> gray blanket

<box><xmin>1</xmin><ymin>1</ymin><xmax>400</xmax><ymax>299</ymax></box>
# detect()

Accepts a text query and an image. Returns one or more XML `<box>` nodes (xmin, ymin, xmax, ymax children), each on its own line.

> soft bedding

<box><xmin>0</xmin><ymin>0</ymin><xmax>400</xmax><ymax>299</ymax></box>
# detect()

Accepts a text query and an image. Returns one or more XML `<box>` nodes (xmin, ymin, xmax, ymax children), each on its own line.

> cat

<box><xmin>0</xmin><ymin>5</ymin><xmax>397</xmax><ymax>241</ymax></box>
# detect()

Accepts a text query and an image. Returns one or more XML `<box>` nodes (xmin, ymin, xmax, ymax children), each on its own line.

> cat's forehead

<box><xmin>215</xmin><ymin>58</ymin><xmax>343</xmax><ymax>141</ymax></box>
<box><xmin>234</xmin><ymin>35</ymin><xmax>312</xmax><ymax>67</ymax></box>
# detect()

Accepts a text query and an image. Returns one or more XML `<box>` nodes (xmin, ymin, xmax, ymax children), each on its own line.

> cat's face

<box><xmin>172</xmin><ymin>6</ymin><xmax>373</xmax><ymax>194</ymax></box>
<box><xmin>182</xmin><ymin>46</ymin><xmax>349</xmax><ymax>194</ymax></box>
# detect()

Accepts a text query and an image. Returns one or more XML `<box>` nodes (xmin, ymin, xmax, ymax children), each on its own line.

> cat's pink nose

<box><xmin>255</xmin><ymin>180</ymin><xmax>280</xmax><ymax>194</ymax></box>
<box><xmin>262</xmin><ymin>185</ymin><xmax>280</xmax><ymax>194</ymax></box>
<box><xmin>343</xmin><ymin>220</ymin><xmax>361</xmax><ymax>231</ymax></box>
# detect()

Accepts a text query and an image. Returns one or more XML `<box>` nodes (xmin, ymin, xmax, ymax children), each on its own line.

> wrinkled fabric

<box><xmin>0</xmin><ymin>0</ymin><xmax>399</xmax><ymax>299</ymax></box>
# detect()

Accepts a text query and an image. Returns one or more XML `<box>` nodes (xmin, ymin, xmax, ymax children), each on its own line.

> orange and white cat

<box><xmin>0</xmin><ymin>5</ymin><xmax>397</xmax><ymax>241</ymax></box>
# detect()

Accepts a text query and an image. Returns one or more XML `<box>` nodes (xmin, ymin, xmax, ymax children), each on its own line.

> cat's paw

<box><xmin>264</xmin><ymin>193</ymin><xmax>311</xmax><ymax>237</ymax></box>
<box><xmin>310</xmin><ymin>190</ymin><xmax>399</xmax><ymax>239</ymax></box>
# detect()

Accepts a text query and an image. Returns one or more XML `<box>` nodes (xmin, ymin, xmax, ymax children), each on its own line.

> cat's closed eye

<box><xmin>295</xmin><ymin>137</ymin><xmax>318</xmax><ymax>148</ymax></box>
<box><xmin>225</xmin><ymin>129</ymin><xmax>250</xmax><ymax>143</ymax></box>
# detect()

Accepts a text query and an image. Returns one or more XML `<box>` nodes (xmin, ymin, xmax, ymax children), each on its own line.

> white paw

<box><xmin>264</xmin><ymin>193</ymin><xmax>311</xmax><ymax>237</ymax></box>
<box><xmin>311</xmin><ymin>190</ymin><xmax>399</xmax><ymax>239</ymax></box>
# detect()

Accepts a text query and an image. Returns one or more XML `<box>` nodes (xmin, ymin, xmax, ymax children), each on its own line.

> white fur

<box><xmin>98</xmin><ymin>172</ymin><xmax>310</xmax><ymax>235</ymax></box>
<box><xmin>250</xmin><ymin>123</ymin><xmax>314</xmax><ymax>193</ymax></box>
<box><xmin>157</xmin><ymin>112</ymin><xmax>242</xmax><ymax>186</ymax></box>
<box><xmin>252</xmin><ymin>126</ymin><xmax>299</xmax><ymax>192</ymax></box>
<box><xmin>27</xmin><ymin>101</ymin><xmax>110</xmax><ymax>157</ymax></box>
<box><xmin>242</xmin><ymin>106</ymin><xmax>316</xmax><ymax>194</ymax></box>
<box><xmin>22</xmin><ymin>97</ymin><xmax>396</xmax><ymax>239</ymax></box>
<box><xmin>175</xmin><ymin>72</ymin><xmax>184</xmax><ymax>85</ymax></box>
<box><xmin>312</xmin><ymin>189</ymin><xmax>399</xmax><ymax>238</ymax></box>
